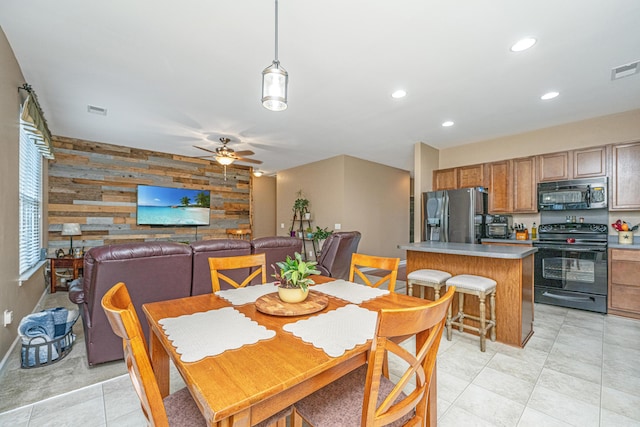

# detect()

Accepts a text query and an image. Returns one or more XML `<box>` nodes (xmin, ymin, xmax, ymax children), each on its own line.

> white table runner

<box><xmin>312</xmin><ymin>280</ymin><xmax>389</xmax><ymax>304</ymax></box>
<box><xmin>159</xmin><ymin>307</ymin><xmax>275</xmax><ymax>362</ymax></box>
<box><xmin>283</xmin><ymin>304</ymin><xmax>378</xmax><ymax>357</ymax></box>
<box><xmin>215</xmin><ymin>283</ymin><xmax>279</xmax><ymax>305</ymax></box>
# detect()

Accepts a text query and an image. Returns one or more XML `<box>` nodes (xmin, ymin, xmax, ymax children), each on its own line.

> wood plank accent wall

<box><xmin>47</xmin><ymin>136</ymin><xmax>252</xmax><ymax>253</ymax></box>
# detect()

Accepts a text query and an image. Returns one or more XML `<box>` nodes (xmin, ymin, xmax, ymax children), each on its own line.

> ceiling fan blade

<box><xmin>233</xmin><ymin>150</ymin><xmax>255</xmax><ymax>156</ymax></box>
<box><xmin>194</xmin><ymin>145</ymin><xmax>217</xmax><ymax>154</ymax></box>
<box><xmin>234</xmin><ymin>156</ymin><xmax>263</xmax><ymax>164</ymax></box>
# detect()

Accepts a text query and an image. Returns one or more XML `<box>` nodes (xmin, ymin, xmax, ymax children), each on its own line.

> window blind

<box><xmin>19</xmin><ymin>115</ymin><xmax>44</xmax><ymax>274</ymax></box>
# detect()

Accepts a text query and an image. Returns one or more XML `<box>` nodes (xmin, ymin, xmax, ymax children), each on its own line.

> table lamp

<box><xmin>61</xmin><ymin>223</ymin><xmax>81</xmax><ymax>256</ymax></box>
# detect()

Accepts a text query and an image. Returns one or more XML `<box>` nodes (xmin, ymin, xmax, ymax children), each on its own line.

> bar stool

<box><xmin>445</xmin><ymin>274</ymin><xmax>496</xmax><ymax>352</ymax></box>
<box><xmin>407</xmin><ymin>269</ymin><xmax>452</xmax><ymax>300</ymax></box>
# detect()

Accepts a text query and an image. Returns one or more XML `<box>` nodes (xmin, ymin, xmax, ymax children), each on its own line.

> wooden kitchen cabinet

<box><xmin>608</xmin><ymin>248</ymin><xmax>640</xmax><ymax>319</ymax></box>
<box><xmin>433</xmin><ymin>168</ymin><xmax>457</xmax><ymax>190</ymax></box>
<box><xmin>611</xmin><ymin>141</ymin><xmax>640</xmax><ymax>210</ymax></box>
<box><xmin>538</xmin><ymin>151</ymin><xmax>570</xmax><ymax>182</ymax></box>
<box><xmin>487</xmin><ymin>160</ymin><xmax>512</xmax><ymax>213</ymax></box>
<box><xmin>573</xmin><ymin>146</ymin><xmax>608</xmax><ymax>178</ymax></box>
<box><xmin>457</xmin><ymin>164</ymin><xmax>485</xmax><ymax>188</ymax></box>
<box><xmin>538</xmin><ymin>146</ymin><xmax>608</xmax><ymax>182</ymax></box>
<box><xmin>512</xmin><ymin>156</ymin><xmax>537</xmax><ymax>213</ymax></box>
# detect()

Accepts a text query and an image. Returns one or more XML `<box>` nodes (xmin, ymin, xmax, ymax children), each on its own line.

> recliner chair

<box><xmin>315</xmin><ymin>231</ymin><xmax>361</xmax><ymax>280</ymax></box>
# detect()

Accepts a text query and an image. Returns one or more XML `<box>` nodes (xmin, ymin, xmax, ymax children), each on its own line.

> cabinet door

<box><xmin>487</xmin><ymin>160</ymin><xmax>512</xmax><ymax>213</ymax></box>
<box><xmin>573</xmin><ymin>146</ymin><xmax>608</xmax><ymax>178</ymax></box>
<box><xmin>458</xmin><ymin>164</ymin><xmax>485</xmax><ymax>188</ymax></box>
<box><xmin>538</xmin><ymin>151</ymin><xmax>571</xmax><ymax>182</ymax></box>
<box><xmin>611</xmin><ymin>141</ymin><xmax>640</xmax><ymax>210</ymax></box>
<box><xmin>433</xmin><ymin>168</ymin><xmax>457</xmax><ymax>190</ymax></box>
<box><xmin>512</xmin><ymin>156</ymin><xmax>537</xmax><ymax>213</ymax></box>
<box><xmin>608</xmin><ymin>249</ymin><xmax>640</xmax><ymax>318</ymax></box>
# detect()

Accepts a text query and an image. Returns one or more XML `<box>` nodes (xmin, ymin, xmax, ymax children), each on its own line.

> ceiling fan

<box><xmin>194</xmin><ymin>137</ymin><xmax>263</xmax><ymax>166</ymax></box>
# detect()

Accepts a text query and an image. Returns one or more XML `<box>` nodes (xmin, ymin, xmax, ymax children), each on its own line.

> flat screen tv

<box><xmin>136</xmin><ymin>185</ymin><xmax>211</xmax><ymax>226</ymax></box>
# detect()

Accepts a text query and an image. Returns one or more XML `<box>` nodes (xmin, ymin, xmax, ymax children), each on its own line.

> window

<box><xmin>19</xmin><ymin>121</ymin><xmax>43</xmax><ymax>274</ymax></box>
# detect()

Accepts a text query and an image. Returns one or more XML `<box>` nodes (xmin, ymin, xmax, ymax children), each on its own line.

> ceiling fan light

<box><xmin>262</xmin><ymin>61</ymin><xmax>288</xmax><ymax>111</ymax></box>
<box><xmin>253</xmin><ymin>170</ymin><xmax>263</xmax><ymax>177</ymax></box>
<box><xmin>216</xmin><ymin>156</ymin><xmax>234</xmax><ymax>166</ymax></box>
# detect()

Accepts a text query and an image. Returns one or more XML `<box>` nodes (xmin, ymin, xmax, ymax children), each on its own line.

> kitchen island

<box><xmin>398</xmin><ymin>242</ymin><xmax>537</xmax><ymax>348</ymax></box>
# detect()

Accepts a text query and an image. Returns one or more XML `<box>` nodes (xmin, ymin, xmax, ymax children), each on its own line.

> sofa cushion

<box><xmin>251</xmin><ymin>236</ymin><xmax>302</xmax><ymax>282</ymax></box>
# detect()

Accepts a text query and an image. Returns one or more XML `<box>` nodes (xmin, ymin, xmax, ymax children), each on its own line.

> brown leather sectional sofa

<box><xmin>69</xmin><ymin>237</ymin><xmax>302</xmax><ymax>365</ymax></box>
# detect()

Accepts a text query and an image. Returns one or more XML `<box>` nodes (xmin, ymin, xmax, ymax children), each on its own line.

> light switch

<box><xmin>334</xmin><ymin>224</ymin><xmax>341</xmax><ymax>230</ymax></box>
<box><xmin>280</xmin><ymin>223</ymin><xmax>285</xmax><ymax>229</ymax></box>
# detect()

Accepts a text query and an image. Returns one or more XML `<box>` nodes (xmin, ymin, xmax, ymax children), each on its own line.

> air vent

<box><xmin>87</xmin><ymin>105</ymin><xmax>107</xmax><ymax>115</ymax></box>
<box><xmin>611</xmin><ymin>60</ymin><xmax>640</xmax><ymax>80</ymax></box>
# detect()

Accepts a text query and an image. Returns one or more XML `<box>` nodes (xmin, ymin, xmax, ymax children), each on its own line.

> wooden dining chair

<box><xmin>102</xmin><ymin>282</ymin><xmax>292</xmax><ymax>427</ymax></box>
<box><xmin>349</xmin><ymin>253</ymin><xmax>401</xmax><ymax>292</ymax></box>
<box><xmin>101</xmin><ymin>282</ymin><xmax>206</xmax><ymax>427</ymax></box>
<box><xmin>291</xmin><ymin>286</ymin><xmax>455</xmax><ymax>427</ymax></box>
<box><xmin>208</xmin><ymin>253</ymin><xmax>267</xmax><ymax>292</ymax></box>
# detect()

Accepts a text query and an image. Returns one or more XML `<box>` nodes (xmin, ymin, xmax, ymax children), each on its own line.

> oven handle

<box><xmin>542</xmin><ymin>291</ymin><xmax>595</xmax><ymax>303</ymax></box>
<box><xmin>534</xmin><ymin>244</ymin><xmax>606</xmax><ymax>252</ymax></box>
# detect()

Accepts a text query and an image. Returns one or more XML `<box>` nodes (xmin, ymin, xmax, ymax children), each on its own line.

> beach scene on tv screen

<box><xmin>137</xmin><ymin>185</ymin><xmax>211</xmax><ymax>225</ymax></box>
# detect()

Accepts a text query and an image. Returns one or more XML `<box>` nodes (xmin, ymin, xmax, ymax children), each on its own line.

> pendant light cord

<box><xmin>274</xmin><ymin>0</ymin><xmax>279</xmax><ymax>64</ymax></box>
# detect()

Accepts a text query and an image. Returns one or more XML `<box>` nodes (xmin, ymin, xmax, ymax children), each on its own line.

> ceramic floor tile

<box><xmin>0</xmin><ymin>405</ymin><xmax>31</xmax><ymax>427</ymax></box>
<box><xmin>544</xmin><ymin>349</ymin><xmax>602</xmax><ymax>384</ymax></box>
<box><xmin>472</xmin><ymin>366</ymin><xmax>536</xmax><ymax>405</ymax></box>
<box><xmin>548</xmin><ymin>341</ymin><xmax>603</xmax><ymax>371</ymax></box>
<box><xmin>438</xmin><ymin>405</ymin><xmax>500</xmax><ymax>427</ymax></box>
<box><xmin>517</xmin><ymin>407</ymin><xmax>573</xmax><ymax>427</ymax></box>
<box><xmin>29</xmin><ymin>383</ymin><xmax>103</xmax><ymax>419</ymax></box>
<box><xmin>27</xmin><ymin>394</ymin><xmax>106</xmax><ymax>427</ymax></box>
<box><xmin>601</xmin><ymin>386</ymin><xmax>640</xmax><ymax>422</ymax></box>
<box><xmin>487</xmin><ymin>353</ymin><xmax>544</xmax><ymax>384</ymax></box>
<box><xmin>524</xmin><ymin>334</ymin><xmax>555</xmax><ymax>353</ymax></box>
<box><xmin>536</xmin><ymin>367</ymin><xmax>601</xmax><ymax>406</ymax></box>
<box><xmin>600</xmin><ymin>408</ymin><xmax>640</xmax><ymax>427</ymax></box>
<box><xmin>106</xmin><ymin>409</ymin><xmax>147</xmax><ymax>427</ymax></box>
<box><xmin>603</xmin><ymin>331</ymin><xmax>640</xmax><ymax>352</ymax></box>
<box><xmin>602</xmin><ymin>367</ymin><xmax>640</xmax><ymax>398</ymax></box>
<box><xmin>452</xmin><ymin>383</ymin><xmax>525</xmax><ymax>427</ymax></box>
<box><xmin>436</xmin><ymin>369</ymin><xmax>472</xmax><ymax>403</ymax></box>
<box><xmin>103</xmin><ymin>378</ymin><xmax>142</xmax><ymax>422</ymax></box>
<box><xmin>527</xmin><ymin>385</ymin><xmax>600</xmax><ymax>427</ymax></box>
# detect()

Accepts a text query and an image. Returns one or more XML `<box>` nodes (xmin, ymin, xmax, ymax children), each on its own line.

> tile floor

<box><xmin>1</xmin><ymin>290</ymin><xmax>640</xmax><ymax>426</ymax></box>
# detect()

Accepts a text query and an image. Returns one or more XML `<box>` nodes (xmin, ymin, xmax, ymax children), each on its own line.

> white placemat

<box><xmin>312</xmin><ymin>280</ymin><xmax>389</xmax><ymax>304</ymax></box>
<box><xmin>159</xmin><ymin>307</ymin><xmax>275</xmax><ymax>362</ymax></box>
<box><xmin>283</xmin><ymin>304</ymin><xmax>378</xmax><ymax>357</ymax></box>
<box><xmin>215</xmin><ymin>283</ymin><xmax>279</xmax><ymax>305</ymax></box>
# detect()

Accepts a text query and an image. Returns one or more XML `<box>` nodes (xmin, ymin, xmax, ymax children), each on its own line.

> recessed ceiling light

<box><xmin>391</xmin><ymin>90</ymin><xmax>407</xmax><ymax>99</ymax></box>
<box><xmin>442</xmin><ymin>121</ymin><xmax>454</xmax><ymax>127</ymax></box>
<box><xmin>510</xmin><ymin>37</ymin><xmax>537</xmax><ymax>52</ymax></box>
<box><xmin>540</xmin><ymin>91</ymin><xmax>559</xmax><ymax>100</ymax></box>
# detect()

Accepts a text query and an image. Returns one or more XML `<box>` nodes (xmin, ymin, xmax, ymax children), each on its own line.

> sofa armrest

<box><xmin>68</xmin><ymin>278</ymin><xmax>85</xmax><ymax>304</ymax></box>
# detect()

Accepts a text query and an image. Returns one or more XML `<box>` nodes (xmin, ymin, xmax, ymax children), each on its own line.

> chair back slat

<box><xmin>209</xmin><ymin>253</ymin><xmax>267</xmax><ymax>292</ymax></box>
<box><xmin>349</xmin><ymin>253</ymin><xmax>400</xmax><ymax>292</ymax></box>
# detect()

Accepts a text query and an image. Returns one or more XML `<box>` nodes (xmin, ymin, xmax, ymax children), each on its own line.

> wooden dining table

<box><xmin>143</xmin><ymin>276</ymin><xmax>438</xmax><ymax>427</ymax></box>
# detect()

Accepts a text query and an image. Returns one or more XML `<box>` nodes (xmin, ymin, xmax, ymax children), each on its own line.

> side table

<box><xmin>49</xmin><ymin>257</ymin><xmax>83</xmax><ymax>293</ymax></box>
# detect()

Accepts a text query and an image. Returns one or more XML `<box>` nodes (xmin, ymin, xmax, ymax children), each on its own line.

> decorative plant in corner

<box><xmin>272</xmin><ymin>252</ymin><xmax>320</xmax><ymax>303</ymax></box>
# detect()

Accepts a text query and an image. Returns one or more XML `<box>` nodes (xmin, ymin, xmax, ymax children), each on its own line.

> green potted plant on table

<box><xmin>272</xmin><ymin>252</ymin><xmax>320</xmax><ymax>303</ymax></box>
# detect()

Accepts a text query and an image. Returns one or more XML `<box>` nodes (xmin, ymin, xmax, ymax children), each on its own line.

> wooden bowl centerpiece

<box><xmin>272</xmin><ymin>252</ymin><xmax>320</xmax><ymax>303</ymax></box>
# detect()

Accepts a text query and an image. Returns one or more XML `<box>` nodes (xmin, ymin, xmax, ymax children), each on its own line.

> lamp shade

<box><xmin>61</xmin><ymin>223</ymin><xmax>81</xmax><ymax>236</ymax></box>
<box><xmin>216</xmin><ymin>156</ymin><xmax>234</xmax><ymax>166</ymax></box>
<box><xmin>262</xmin><ymin>61</ymin><xmax>288</xmax><ymax>111</ymax></box>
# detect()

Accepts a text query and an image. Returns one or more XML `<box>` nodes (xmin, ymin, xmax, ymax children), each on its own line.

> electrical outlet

<box><xmin>280</xmin><ymin>223</ymin><xmax>285</xmax><ymax>229</ymax></box>
<box><xmin>334</xmin><ymin>223</ymin><xmax>341</xmax><ymax>230</ymax></box>
<box><xmin>3</xmin><ymin>310</ymin><xmax>13</xmax><ymax>327</ymax></box>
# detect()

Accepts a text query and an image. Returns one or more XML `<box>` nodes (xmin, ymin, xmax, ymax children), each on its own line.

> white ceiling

<box><xmin>2</xmin><ymin>1</ymin><xmax>640</xmax><ymax>175</ymax></box>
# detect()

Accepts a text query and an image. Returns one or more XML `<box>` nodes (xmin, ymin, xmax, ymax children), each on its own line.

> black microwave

<box><xmin>538</xmin><ymin>178</ymin><xmax>608</xmax><ymax>210</ymax></box>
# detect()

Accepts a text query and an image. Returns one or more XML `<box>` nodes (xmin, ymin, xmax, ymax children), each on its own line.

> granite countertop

<box><xmin>398</xmin><ymin>242</ymin><xmax>537</xmax><ymax>259</ymax></box>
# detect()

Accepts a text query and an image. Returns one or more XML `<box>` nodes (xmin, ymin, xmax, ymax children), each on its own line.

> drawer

<box><xmin>610</xmin><ymin>284</ymin><xmax>640</xmax><ymax>313</ymax></box>
<box><xmin>611</xmin><ymin>249</ymin><xmax>640</xmax><ymax>262</ymax></box>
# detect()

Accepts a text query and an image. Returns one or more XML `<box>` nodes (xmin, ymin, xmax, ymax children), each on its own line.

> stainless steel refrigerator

<box><xmin>422</xmin><ymin>188</ymin><xmax>488</xmax><ymax>243</ymax></box>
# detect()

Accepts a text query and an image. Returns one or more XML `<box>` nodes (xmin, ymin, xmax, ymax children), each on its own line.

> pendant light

<box><xmin>261</xmin><ymin>0</ymin><xmax>288</xmax><ymax>111</ymax></box>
